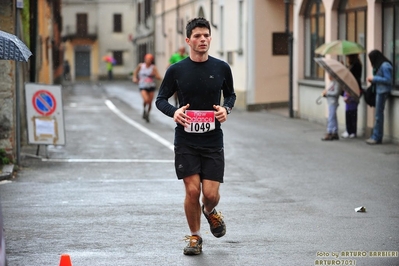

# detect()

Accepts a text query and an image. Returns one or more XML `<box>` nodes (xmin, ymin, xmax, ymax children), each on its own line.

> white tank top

<box><xmin>138</xmin><ymin>64</ymin><xmax>155</xmax><ymax>89</ymax></box>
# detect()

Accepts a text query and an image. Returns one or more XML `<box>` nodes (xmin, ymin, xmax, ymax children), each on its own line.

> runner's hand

<box><xmin>213</xmin><ymin>105</ymin><xmax>227</xmax><ymax>123</ymax></box>
<box><xmin>174</xmin><ymin>104</ymin><xmax>191</xmax><ymax>127</ymax></box>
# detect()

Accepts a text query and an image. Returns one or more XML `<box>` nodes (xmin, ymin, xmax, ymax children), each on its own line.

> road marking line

<box><xmin>105</xmin><ymin>99</ymin><xmax>174</xmax><ymax>151</ymax></box>
<box><xmin>41</xmin><ymin>158</ymin><xmax>173</xmax><ymax>163</ymax></box>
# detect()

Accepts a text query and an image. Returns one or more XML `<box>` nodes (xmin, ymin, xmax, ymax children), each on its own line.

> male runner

<box><xmin>156</xmin><ymin>17</ymin><xmax>236</xmax><ymax>255</ymax></box>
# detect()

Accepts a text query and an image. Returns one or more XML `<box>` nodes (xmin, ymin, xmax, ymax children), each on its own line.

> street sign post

<box><xmin>25</xmin><ymin>83</ymin><xmax>65</xmax><ymax>147</ymax></box>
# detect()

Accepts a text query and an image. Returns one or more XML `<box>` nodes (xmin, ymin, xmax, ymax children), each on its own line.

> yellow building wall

<box><xmin>37</xmin><ymin>0</ymin><xmax>52</xmax><ymax>84</ymax></box>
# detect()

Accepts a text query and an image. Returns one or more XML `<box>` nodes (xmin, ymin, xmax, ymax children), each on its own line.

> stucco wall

<box><xmin>252</xmin><ymin>0</ymin><xmax>290</xmax><ymax>105</ymax></box>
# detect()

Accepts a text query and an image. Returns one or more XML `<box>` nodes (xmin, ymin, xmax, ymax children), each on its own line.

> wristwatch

<box><xmin>224</xmin><ymin>106</ymin><xmax>232</xmax><ymax>115</ymax></box>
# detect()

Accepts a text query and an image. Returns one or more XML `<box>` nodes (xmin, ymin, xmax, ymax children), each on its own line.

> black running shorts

<box><xmin>174</xmin><ymin>144</ymin><xmax>225</xmax><ymax>183</ymax></box>
<box><xmin>139</xmin><ymin>86</ymin><xmax>156</xmax><ymax>92</ymax></box>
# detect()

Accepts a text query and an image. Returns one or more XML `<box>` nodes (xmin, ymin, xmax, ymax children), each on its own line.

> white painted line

<box><xmin>41</xmin><ymin>158</ymin><xmax>174</xmax><ymax>163</ymax></box>
<box><xmin>0</xmin><ymin>180</ymin><xmax>12</xmax><ymax>185</ymax></box>
<box><xmin>105</xmin><ymin>99</ymin><xmax>174</xmax><ymax>151</ymax></box>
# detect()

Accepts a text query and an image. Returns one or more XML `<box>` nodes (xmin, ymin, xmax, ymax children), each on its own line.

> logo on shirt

<box><xmin>209</xmin><ymin>75</ymin><xmax>214</xmax><ymax>79</ymax></box>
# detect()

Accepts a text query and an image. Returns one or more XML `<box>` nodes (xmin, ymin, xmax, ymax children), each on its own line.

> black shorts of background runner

<box><xmin>174</xmin><ymin>144</ymin><xmax>225</xmax><ymax>183</ymax></box>
<box><xmin>139</xmin><ymin>86</ymin><xmax>156</xmax><ymax>92</ymax></box>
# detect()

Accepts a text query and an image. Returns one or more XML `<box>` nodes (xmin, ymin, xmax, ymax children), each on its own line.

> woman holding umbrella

<box><xmin>366</xmin><ymin>50</ymin><xmax>393</xmax><ymax>145</ymax></box>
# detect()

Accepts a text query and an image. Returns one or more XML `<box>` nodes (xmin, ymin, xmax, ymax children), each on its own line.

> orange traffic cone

<box><xmin>59</xmin><ymin>254</ymin><xmax>72</xmax><ymax>266</ymax></box>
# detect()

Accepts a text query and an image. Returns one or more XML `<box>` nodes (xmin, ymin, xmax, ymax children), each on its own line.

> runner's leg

<box><xmin>201</xmin><ymin>179</ymin><xmax>220</xmax><ymax>213</ymax></box>
<box><xmin>147</xmin><ymin>91</ymin><xmax>155</xmax><ymax>114</ymax></box>
<box><xmin>183</xmin><ymin>174</ymin><xmax>202</xmax><ymax>234</ymax></box>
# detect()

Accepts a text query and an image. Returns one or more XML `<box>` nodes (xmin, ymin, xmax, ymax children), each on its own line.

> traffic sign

<box><xmin>25</xmin><ymin>83</ymin><xmax>65</xmax><ymax>146</ymax></box>
<box><xmin>32</xmin><ymin>90</ymin><xmax>57</xmax><ymax>116</ymax></box>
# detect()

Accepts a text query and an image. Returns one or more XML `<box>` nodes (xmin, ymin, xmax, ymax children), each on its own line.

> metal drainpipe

<box><xmin>285</xmin><ymin>0</ymin><xmax>294</xmax><ymax>118</ymax></box>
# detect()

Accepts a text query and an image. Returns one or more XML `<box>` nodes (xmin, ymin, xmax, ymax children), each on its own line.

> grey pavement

<box><xmin>0</xmin><ymin>81</ymin><xmax>398</xmax><ymax>266</ymax></box>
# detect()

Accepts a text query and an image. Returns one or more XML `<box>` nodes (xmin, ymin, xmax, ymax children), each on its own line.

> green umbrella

<box><xmin>315</xmin><ymin>40</ymin><xmax>365</xmax><ymax>55</ymax></box>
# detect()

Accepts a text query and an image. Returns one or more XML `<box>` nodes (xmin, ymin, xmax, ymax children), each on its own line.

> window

<box><xmin>238</xmin><ymin>0</ymin><xmax>244</xmax><ymax>55</ymax></box>
<box><xmin>144</xmin><ymin>0</ymin><xmax>151</xmax><ymax>21</ymax></box>
<box><xmin>338</xmin><ymin>0</ymin><xmax>367</xmax><ymax>85</ymax></box>
<box><xmin>113</xmin><ymin>51</ymin><xmax>123</xmax><ymax>66</ymax></box>
<box><xmin>76</xmin><ymin>13</ymin><xmax>88</xmax><ymax>36</ymax></box>
<box><xmin>304</xmin><ymin>0</ymin><xmax>325</xmax><ymax>79</ymax></box>
<box><xmin>198</xmin><ymin>6</ymin><xmax>205</xmax><ymax>18</ymax></box>
<box><xmin>137</xmin><ymin>44</ymin><xmax>147</xmax><ymax>65</ymax></box>
<box><xmin>137</xmin><ymin>2</ymin><xmax>142</xmax><ymax>24</ymax></box>
<box><xmin>113</xmin><ymin>14</ymin><xmax>122</xmax><ymax>33</ymax></box>
<box><xmin>219</xmin><ymin>5</ymin><xmax>224</xmax><ymax>54</ymax></box>
<box><xmin>383</xmin><ymin>1</ymin><xmax>399</xmax><ymax>88</ymax></box>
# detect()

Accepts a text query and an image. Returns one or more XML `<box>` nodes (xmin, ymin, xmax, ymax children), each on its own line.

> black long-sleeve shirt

<box><xmin>156</xmin><ymin>56</ymin><xmax>236</xmax><ymax>148</ymax></box>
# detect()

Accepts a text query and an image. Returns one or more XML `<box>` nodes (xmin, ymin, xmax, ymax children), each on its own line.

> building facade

<box><xmin>62</xmin><ymin>0</ymin><xmax>136</xmax><ymax>81</ymax></box>
<box><xmin>153</xmin><ymin>0</ymin><xmax>292</xmax><ymax>111</ymax></box>
<box><xmin>294</xmin><ymin>0</ymin><xmax>399</xmax><ymax>142</ymax></box>
<box><xmin>0</xmin><ymin>0</ymin><xmax>63</xmax><ymax>162</ymax></box>
<box><xmin>153</xmin><ymin>0</ymin><xmax>398</xmax><ymax>143</ymax></box>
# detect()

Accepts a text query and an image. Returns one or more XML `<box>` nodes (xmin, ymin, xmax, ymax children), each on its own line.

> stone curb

<box><xmin>0</xmin><ymin>164</ymin><xmax>14</xmax><ymax>181</ymax></box>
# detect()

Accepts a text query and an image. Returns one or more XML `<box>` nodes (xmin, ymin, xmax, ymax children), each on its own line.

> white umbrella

<box><xmin>314</xmin><ymin>57</ymin><xmax>360</xmax><ymax>102</ymax></box>
<box><xmin>0</xmin><ymin>30</ymin><xmax>32</xmax><ymax>62</ymax></box>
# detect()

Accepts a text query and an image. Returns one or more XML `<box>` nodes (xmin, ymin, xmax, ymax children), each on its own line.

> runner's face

<box><xmin>186</xmin><ymin>27</ymin><xmax>211</xmax><ymax>54</ymax></box>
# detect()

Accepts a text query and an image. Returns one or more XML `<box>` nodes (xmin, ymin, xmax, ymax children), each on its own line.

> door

<box><xmin>75</xmin><ymin>51</ymin><xmax>91</xmax><ymax>78</ymax></box>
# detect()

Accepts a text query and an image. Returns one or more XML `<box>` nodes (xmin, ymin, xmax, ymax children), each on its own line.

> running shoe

<box><xmin>183</xmin><ymin>235</ymin><xmax>202</xmax><ymax>255</ymax></box>
<box><xmin>202</xmin><ymin>205</ymin><xmax>226</xmax><ymax>238</ymax></box>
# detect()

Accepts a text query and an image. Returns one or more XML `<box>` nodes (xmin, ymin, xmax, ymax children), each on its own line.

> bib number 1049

<box><xmin>184</xmin><ymin>110</ymin><xmax>215</xmax><ymax>133</ymax></box>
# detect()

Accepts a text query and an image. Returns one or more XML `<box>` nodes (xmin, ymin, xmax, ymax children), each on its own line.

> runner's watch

<box><xmin>224</xmin><ymin>106</ymin><xmax>232</xmax><ymax>115</ymax></box>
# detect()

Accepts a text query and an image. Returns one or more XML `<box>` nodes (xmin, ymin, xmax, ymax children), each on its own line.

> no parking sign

<box><xmin>25</xmin><ymin>83</ymin><xmax>65</xmax><ymax>145</ymax></box>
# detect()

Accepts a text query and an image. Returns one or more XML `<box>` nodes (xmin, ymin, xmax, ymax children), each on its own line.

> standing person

<box><xmin>167</xmin><ymin>46</ymin><xmax>188</xmax><ymax>107</ymax></box>
<box><xmin>156</xmin><ymin>17</ymin><xmax>236</xmax><ymax>255</ymax></box>
<box><xmin>107</xmin><ymin>61</ymin><xmax>113</xmax><ymax>80</ymax></box>
<box><xmin>168</xmin><ymin>46</ymin><xmax>188</xmax><ymax>67</ymax></box>
<box><xmin>132</xmin><ymin>53</ymin><xmax>161</xmax><ymax>122</ymax></box>
<box><xmin>321</xmin><ymin>74</ymin><xmax>342</xmax><ymax>141</ymax></box>
<box><xmin>63</xmin><ymin>60</ymin><xmax>71</xmax><ymax>81</ymax></box>
<box><xmin>341</xmin><ymin>54</ymin><xmax>362</xmax><ymax>139</ymax></box>
<box><xmin>366</xmin><ymin>49</ymin><xmax>393</xmax><ymax>145</ymax></box>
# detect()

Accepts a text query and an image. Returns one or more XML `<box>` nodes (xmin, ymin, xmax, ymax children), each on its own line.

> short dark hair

<box><xmin>186</xmin><ymin>17</ymin><xmax>211</xmax><ymax>38</ymax></box>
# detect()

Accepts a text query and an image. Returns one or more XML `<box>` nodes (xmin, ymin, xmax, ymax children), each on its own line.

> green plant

<box><xmin>0</xmin><ymin>148</ymin><xmax>10</xmax><ymax>166</ymax></box>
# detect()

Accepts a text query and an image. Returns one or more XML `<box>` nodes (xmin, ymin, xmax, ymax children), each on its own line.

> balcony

<box><xmin>62</xmin><ymin>25</ymin><xmax>98</xmax><ymax>41</ymax></box>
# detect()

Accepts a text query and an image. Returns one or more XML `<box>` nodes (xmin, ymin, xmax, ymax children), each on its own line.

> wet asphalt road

<box><xmin>0</xmin><ymin>81</ymin><xmax>398</xmax><ymax>266</ymax></box>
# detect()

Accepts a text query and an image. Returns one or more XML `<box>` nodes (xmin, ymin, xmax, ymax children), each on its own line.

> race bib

<box><xmin>184</xmin><ymin>110</ymin><xmax>215</xmax><ymax>133</ymax></box>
